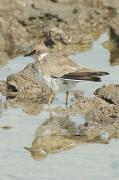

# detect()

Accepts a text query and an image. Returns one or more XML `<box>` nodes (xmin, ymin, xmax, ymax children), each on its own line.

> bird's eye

<box><xmin>35</xmin><ymin>49</ymin><xmax>40</xmax><ymax>54</ymax></box>
<box><xmin>24</xmin><ymin>49</ymin><xmax>36</xmax><ymax>57</ymax></box>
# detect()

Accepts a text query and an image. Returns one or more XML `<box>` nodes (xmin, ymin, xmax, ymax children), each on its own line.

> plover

<box><xmin>24</xmin><ymin>44</ymin><xmax>109</xmax><ymax>105</ymax></box>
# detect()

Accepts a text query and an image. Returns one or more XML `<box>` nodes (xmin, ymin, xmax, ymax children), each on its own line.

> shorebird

<box><xmin>24</xmin><ymin>44</ymin><xmax>109</xmax><ymax>105</ymax></box>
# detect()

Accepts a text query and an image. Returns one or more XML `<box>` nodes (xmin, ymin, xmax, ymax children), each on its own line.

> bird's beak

<box><xmin>24</xmin><ymin>50</ymin><xmax>36</xmax><ymax>57</ymax></box>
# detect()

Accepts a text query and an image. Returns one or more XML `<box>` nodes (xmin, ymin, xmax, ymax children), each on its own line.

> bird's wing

<box><xmin>59</xmin><ymin>70</ymin><xmax>108</xmax><ymax>82</ymax></box>
<box><xmin>36</xmin><ymin>54</ymin><xmax>108</xmax><ymax>81</ymax></box>
<box><xmin>38</xmin><ymin>54</ymin><xmax>78</xmax><ymax>77</ymax></box>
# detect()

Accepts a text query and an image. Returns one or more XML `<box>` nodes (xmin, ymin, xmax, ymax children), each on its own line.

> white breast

<box><xmin>43</xmin><ymin>75</ymin><xmax>60</xmax><ymax>91</ymax></box>
<box><xmin>36</xmin><ymin>69</ymin><xmax>76</xmax><ymax>92</ymax></box>
<box><xmin>38</xmin><ymin>53</ymin><xmax>48</xmax><ymax>61</ymax></box>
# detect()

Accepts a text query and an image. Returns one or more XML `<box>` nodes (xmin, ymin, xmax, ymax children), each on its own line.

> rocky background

<box><xmin>0</xmin><ymin>0</ymin><xmax>119</xmax><ymax>62</ymax></box>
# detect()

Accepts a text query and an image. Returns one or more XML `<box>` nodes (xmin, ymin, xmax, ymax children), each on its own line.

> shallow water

<box><xmin>0</xmin><ymin>32</ymin><xmax>119</xmax><ymax>180</ymax></box>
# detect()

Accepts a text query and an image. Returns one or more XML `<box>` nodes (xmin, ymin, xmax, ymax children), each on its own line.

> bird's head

<box><xmin>24</xmin><ymin>43</ymin><xmax>49</xmax><ymax>60</ymax></box>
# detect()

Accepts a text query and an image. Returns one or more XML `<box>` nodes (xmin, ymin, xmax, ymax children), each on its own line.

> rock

<box><xmin>110</xmin><ymin>15</ymin><xmax>119</xmax><ymax>37</ymax></box>
<box><xmin>0</xmin><ymin>80</ymin><xmax>6</xmax><ymax>95</ymax></box>
<box><xmin>104</xmin><ymin>15</ymin><xmax>119</xmax><ymax>65</ymax></box>
<box><xmin>94</xmin><ymin>84</ymin><xmax>119</xmax><ymax>104</ymax></box>
<box><xmin>109</xmin><ymin>15</ymin><xmax>119</xmax><ymax>48</ymax></box>
<box><xmin>85</xmin><ymin>104</ymin><xmax>119</xmax><ymax>123</ymax></box>
<box><xmin>0</xmin><ymin>0</ymin><xmax>116</xmax><ymax>58</ymax></box>
<box><xmin>0</xmin><ymin>52</ymin><xmax>9</xmax><ymax>65</ymax></box>
<box><xmin>69</xmin><ymin>95</ymin><xmax>109</xmax><ymax>115</ymax></box>
<box><xmin>6</xmin><ymin>63</ymin><xmax>51</xmax><ymax>103</ymax></box>
<box><xmin>104</xmin><ymin>40</ymin><xmax>119</xmax><ymax>65</ymax></box>
<box><xmin>0</xmin><ymin>33</ymin><xmax>6</xmax><ymax>51</ymax></box>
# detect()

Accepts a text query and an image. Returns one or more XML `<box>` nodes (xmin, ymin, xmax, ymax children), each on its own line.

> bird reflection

<box><xmin>25</xmin><ymin>113</ymin><xmax>111</xmax><ymax>160</ymax></box>
<box><xmin>25</xmin><ymin>115</ymin><xmax>83</xmax><ymax>160</ymax></box>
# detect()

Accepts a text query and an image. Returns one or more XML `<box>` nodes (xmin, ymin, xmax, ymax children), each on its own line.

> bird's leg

<box><xmin>48</xmin><ymin>89</ymin><xmax>53</xmax><ymax>105</ymax></box>
<box><xmin>65</xmin><ymin>91</ymin><xmax>69</xmax><ymax>107</ymax></box>
<box><xmin>48</xmin><ymin>89</ymin><xmax>53</xmax><ymax>114</ymax></box>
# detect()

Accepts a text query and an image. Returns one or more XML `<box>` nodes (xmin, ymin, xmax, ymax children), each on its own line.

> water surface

<box><xmin>0</xmin><ymin>32</ymin><xmax>119</xmax><ymax>180</ymax></box>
